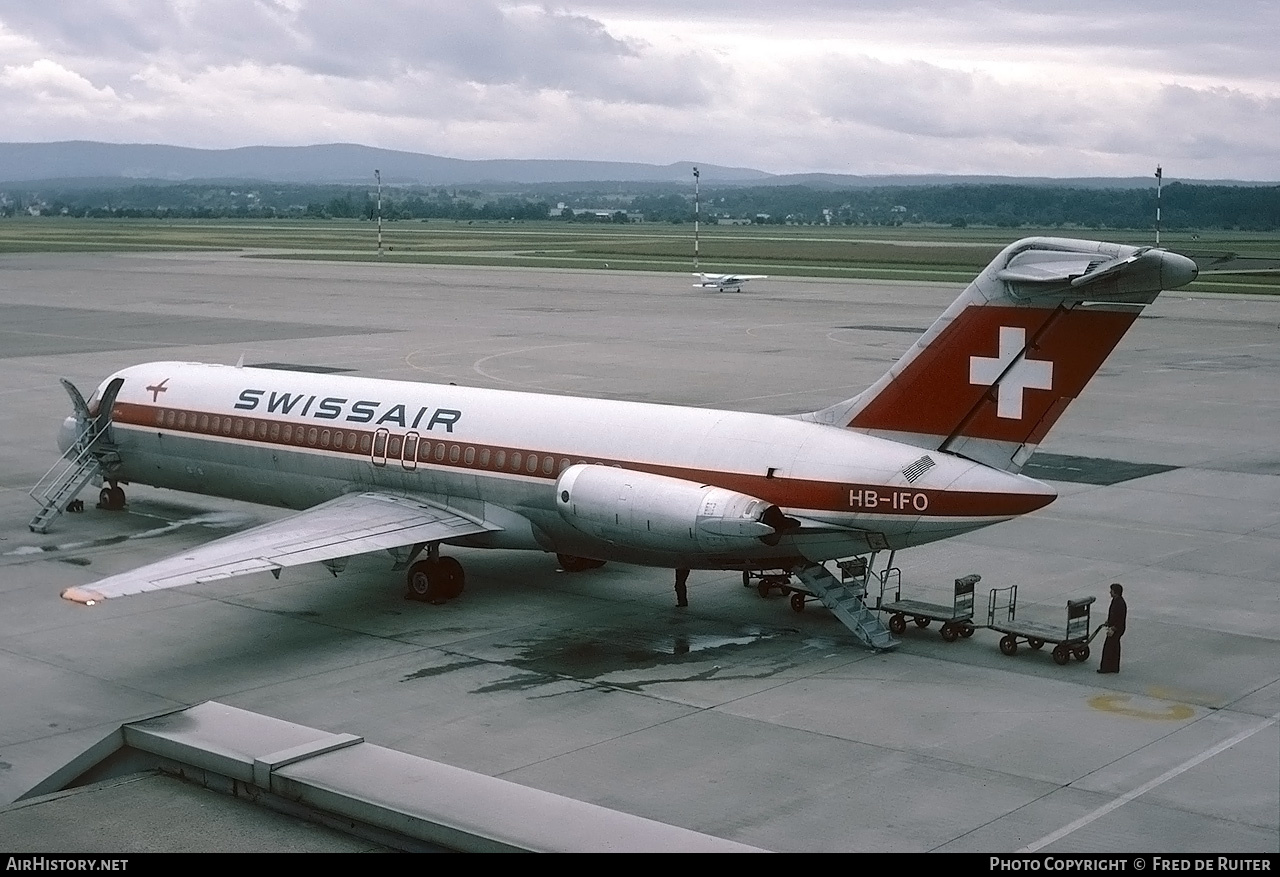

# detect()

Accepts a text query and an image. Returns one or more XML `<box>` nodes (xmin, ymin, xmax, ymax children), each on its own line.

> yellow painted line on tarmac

<box><xmin>1088</xmin><ymin>694</ymin><xmax>1196</xmax><ymax>721</ymax></box>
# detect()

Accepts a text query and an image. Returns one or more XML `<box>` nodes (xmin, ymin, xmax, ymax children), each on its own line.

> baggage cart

<box><xmin>986</xmin><ymin>585</ymin><xmax>1097</xmax><ymax>665</ymax></box>
<box><xmin>876</xmin><ymin>573</ymin><xmax>979</xmax><ymax>642</ymax></box>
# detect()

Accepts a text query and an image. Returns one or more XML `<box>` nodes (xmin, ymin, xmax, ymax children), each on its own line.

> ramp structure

<box><xmin>13</xmin><ymin>701</ymin><xmax>764</xmax><ymax>853</ymax></box>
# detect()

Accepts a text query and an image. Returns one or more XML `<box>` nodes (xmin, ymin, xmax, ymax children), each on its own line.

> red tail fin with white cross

<box><xmin>802</xmin><ymin>237</ymin><xmax>1198</xmax><ymax>473</ymax></box>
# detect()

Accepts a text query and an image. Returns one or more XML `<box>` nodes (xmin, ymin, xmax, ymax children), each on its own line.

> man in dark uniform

<box><xmin>674</xmin><ymin>568</ymin><xmax>690</xmax><ymax>607</ymax></box>
<box><xmin>1098</xmin><ymin>583</ymin><xmax>1127</xmax><ymax>673</ymax></box>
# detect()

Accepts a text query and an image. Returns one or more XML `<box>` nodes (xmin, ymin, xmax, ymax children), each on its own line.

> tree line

<box><xmin>2</xmin><ymin>180</ymin><xmax>1277</xmax><ymax>231</ymax></box>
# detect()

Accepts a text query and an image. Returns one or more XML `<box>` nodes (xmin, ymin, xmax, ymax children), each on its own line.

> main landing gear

<box><xmin>406</xmin><ymin>555</ymin><xmax>465</xmax><ymax>604</ymax></box>
<box><xmin>97</xmin><ymin>483</ymin><xmax>126</xmax><ymax>511</ymax></box>
<box><xmin>556</xmin><ymin>553</ymin><xmax>606</xmax><ymax>573</ymax></box>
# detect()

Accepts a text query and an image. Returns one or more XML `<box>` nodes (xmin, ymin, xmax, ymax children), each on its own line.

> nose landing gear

<box><xmin>98</xmin><ymin>483</ymin><xmax>126</xmax><ymax>511</ymax></box>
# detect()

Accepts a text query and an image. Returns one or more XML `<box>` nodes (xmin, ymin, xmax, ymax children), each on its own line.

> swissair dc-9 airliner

<box><xmin>34</xmin><ymin>237</ymin><xmax>1197</xmax><ymax>645</ymax></box>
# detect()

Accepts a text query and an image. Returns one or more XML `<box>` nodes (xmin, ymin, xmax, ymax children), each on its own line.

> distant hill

<box><xmin>0</xmin><ymin>141</ymin><xmax>770</xmax><ymax>186</ymax></box>
<box><xmin>0</xmin><ymin>141</ymin><xmax>1272</xmax><ymax>188</ymax></box>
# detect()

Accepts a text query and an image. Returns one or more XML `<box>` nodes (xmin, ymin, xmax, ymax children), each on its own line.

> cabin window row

<box><xmin>380</xmin><ymin>431</ymin><xmax>572</xmax><ymax>475</ymax></box>
<box><xmin>156</xmin><ymin>408</ymin><xmax>577</xmax><ymax>476</ymax></box>
<box><xmin>157</xmin><ymin>409</ymin><xmax>371</xmax><ymax>452</ymax></box>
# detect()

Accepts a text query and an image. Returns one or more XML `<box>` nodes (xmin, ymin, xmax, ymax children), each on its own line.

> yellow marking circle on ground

<box><xmin>1089</xmin><ymin>694</ymin><xmax>1196</xmax><ymax>720</ymax></box>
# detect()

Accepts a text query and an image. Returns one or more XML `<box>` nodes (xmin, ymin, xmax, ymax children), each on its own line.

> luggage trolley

<box><xmin>745</xmin><ymin>555</ymin><xmax>875</xmax><ymax>613</ymax></box>
<box><xmin>742</xmin><ymin>569</ymin><xmax>796</xmax><ymax>600</ymax></box>
<box><xmin>876</xmin><ymin>573</ymin><xmax>979</xmax><ymax>642</ymax></box>
<box><xmin>986</xmin><ymin>585</ymin><xmax>1097</xmax><ymax>665</ymax></box>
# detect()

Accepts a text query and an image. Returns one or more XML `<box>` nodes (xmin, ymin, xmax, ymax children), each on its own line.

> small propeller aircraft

<box><xmin>693</xmin><ymin>272</ymin><xmax>768</xmax><ymax>292</ymax></box>
<box><xmin>34</xmin><ymin>237</ymin><xmax>1197</xmax><ymax>627</ymax></box>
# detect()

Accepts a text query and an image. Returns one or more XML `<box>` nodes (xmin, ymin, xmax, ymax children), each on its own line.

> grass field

<box><xmin>1</xmin><ymin>217</ymin><xmax>1277</xmax><ymax>293</ymax></box>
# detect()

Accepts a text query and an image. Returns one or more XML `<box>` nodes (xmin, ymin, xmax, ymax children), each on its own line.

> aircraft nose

<box><xmin>1161</xmin><ymin>250</ymin><xmax>1198</xmax><ymax>290</ymax></box>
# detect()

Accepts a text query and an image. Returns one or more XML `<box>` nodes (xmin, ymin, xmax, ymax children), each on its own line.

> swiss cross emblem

<box><xmin>969</xmin><ymin>326</ymin><xmax>1053</xmax><ymax>419</ymax></box>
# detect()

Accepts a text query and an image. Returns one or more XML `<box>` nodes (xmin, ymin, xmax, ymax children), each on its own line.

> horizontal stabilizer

<box><xmin>1182</xmin><ymin>252</ymin><xmax>1280</xmax><ymax>274</ymax></box>
<box><xmin>994</xmin><ymin>251</ymin><xmax>1147</xmax><ymax>286</ymax></box>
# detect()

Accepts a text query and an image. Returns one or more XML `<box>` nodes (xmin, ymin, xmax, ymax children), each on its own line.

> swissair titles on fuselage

<box><xmin>234</xmin><ymin>388</ymin><xmax>462</xmax><ymax>432</ymax></box>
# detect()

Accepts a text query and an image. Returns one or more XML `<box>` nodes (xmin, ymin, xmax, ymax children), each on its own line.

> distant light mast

<box><xmin>1155</xmin><ymin>165</ymin><xmax>1162</xmax><ymax>246</ymax></box>
<box><xmin>375</xmin><ymin>168</ymin><xmax>383</xmax><ymax>257</ymax></box>
<box><xmin>693</xmin><ymin>166</ymin><xmax>700</xmax><ymax>272</ymax></box>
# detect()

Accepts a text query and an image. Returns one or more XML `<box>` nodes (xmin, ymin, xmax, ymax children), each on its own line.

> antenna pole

<box><xmin>1154</xmin><ymin>165</ymin><xmax>1162</xmax><ymax>246</ymax></box>
<box><xmin>375</xmin><ymin>168</ymin><xmax>383</xmax><ymax>257</ymax></box>
<box><xmin>693</xmin><ymin>166</ymin><xmax>700</xmax><ymax>271</ymax></box>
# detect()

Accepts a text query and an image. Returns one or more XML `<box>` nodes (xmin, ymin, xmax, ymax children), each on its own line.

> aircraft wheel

<box><xmin>888</xmin><ymin>613</ymin><xmax>907</xmax><ymax>635</ymax></box>
<box><xmin>99</xmin><ymin>485</ymin><xmax>125</xmax><ymax>511</ymax></box>
<box><xmin>406</xmin><ymin>560</ymin><xmax>437</xmax><ymax>602</ymax></box>
<box><xmin>1052</xmin><ymin>644</ymin><xmax>1071</xmax><ymax>665</ymax></box>
<box><xmin>999</xmin><ymin>634</ymin><xmax>1018</xmax><ymax>656</ymax></box>
<box><xmin>790</xmin><ymin>592</ymin><xmax>806</xmax><ymax>613</ymax></box>
<box><xmin>557</xmin><ymin>554</ymin><xmax>602</xmax><ymax>573</ymax></box>
<box><xmin>1028</xmin><ymin>638</ymin><xmax>1045</xmax><ymax>651</ymax></box>
<box><xmin>940</xmin><ymin>624</ymin><xmax>959</xmax><ymax>643</ymax></box>
<box><xmin>437</xmin><ymin>556</ymin><xmax>465</xmax><ymax>601</ymax></box>
<box><xmin>1073</xmin><ymin>646</ymin><xmax>1090</xmax><ymax>662</ymax></box>
<box><xmin>914</xmin><ymin>616</ymin><xmax>930</xmax><ymax>628</ymax></box>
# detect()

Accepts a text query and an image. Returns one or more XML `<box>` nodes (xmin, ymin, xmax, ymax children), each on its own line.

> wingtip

<box><xmin>62</xmin><ymin>586</ymin><xmax>106</xmax><ymax>605</ymax></box>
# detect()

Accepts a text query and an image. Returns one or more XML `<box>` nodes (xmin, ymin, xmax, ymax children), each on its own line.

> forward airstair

<box><xmin>790</xmin><ymin>558</ymin><xmax>899</xmax><ymax>651</ymax></box>
<box><xmin>28</xmin><ymin>421</ymin><xmax>113</xmax><ymax>533</ymax></box>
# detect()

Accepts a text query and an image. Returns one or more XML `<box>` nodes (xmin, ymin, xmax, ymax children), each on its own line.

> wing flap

<box><xmin>61</xmin><ymin>491</ymin><xmax>501</xmax><ymax>604</ymax></box>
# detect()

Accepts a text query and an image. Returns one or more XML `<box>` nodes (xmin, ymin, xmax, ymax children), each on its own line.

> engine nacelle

<box><xmin>555</xmin><ymin>464</ymin><xmax>790</xmax><ymax>554</ymax></box>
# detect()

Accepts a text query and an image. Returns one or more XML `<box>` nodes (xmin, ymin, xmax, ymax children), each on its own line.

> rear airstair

<box><xmin>28</xmin><ymin>421</ymin><xmax>114</xmax><ymax>533</ymax></box>
<box><xmin>791</xmin><ymin>558</ymin><xmax>899</xmax><ymax>651</ymax></box>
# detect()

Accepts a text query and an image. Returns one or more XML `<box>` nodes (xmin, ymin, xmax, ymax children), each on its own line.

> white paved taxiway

<box><xmin>0</xmin><ymin>251</ymin><xmax>1276</xmax><ymax>852</ymax></box>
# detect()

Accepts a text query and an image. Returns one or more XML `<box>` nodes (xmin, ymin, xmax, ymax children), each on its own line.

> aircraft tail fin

<box><xmin>801</xmin><ymin>237</ymin><xmax>1198</xmax><ymax>473</ymax></box>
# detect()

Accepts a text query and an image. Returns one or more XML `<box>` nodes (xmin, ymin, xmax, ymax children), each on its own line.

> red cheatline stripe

<box><xmin>113</xmin><ymin>401</ymin><xmax>1051</xmax><ymax>519</ymax></box>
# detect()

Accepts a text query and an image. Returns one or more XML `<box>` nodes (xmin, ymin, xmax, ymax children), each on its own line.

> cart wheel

<box><xmin>1027</xmin><ymin>638</ymin><xmax>1044</xmax><ymax>651</ymax></box>
<box><xmin>1052</xmin><ymin>644</ymin><xmax>1071</xmax><ymax>665</ymax></box>
<box><xmin>940</xmin><ymin>624</ymin><xmax>959</xmax><ymax>643</ymax></box>
<box><xmin>888</xmin><ymin>613</ymin><xmax>907</xmax><ymax>635</ymax></box>
<box><xmin>757</xmin><ymin>581</ymin><xmax>771</xmax><ymax>599</ymax></box>
<box><xmin>999</xmin><ymin>634</ymin><xmax>1018</xmax><ymax>656</ymax></box>
<box><xmin>1073</xmin><ymin>646</ymin><xmax>1090</xmax><ymax>662</ymax></box>
<box><xmin>790</xmin><ymin>592</ymin><xmax>806</xmax><ymax>613</ymax></box>
<box><xmin>959</xmin><ymin>624</ymin><xmax>975</xmax><ymax>638</ymax></box>
<box><xmin>743</xmin><ymin>571</ymin><xmax>751</xmax><ymax>587</ymax></box>
<box><xmin>913</xmin><ymin>616</ymin><xmax>930</xmax><ymax>628</ymax></box>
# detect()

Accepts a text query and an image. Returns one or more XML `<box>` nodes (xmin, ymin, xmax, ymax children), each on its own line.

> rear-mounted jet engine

<box><xmin>555</xmin><ymin>464</ymin><xmax>795</xmax><ymax>553</ymax></box>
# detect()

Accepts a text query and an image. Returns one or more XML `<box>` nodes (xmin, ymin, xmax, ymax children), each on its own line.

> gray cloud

<box><xmin>0</xmin><ymin>0</ymin><xmax>1274</xmax><ymax>177</ymax></box>
<box><xmin>0</xmin><ymin>1</ymin><xmax>720</xmax><ymax>106</ymax></box>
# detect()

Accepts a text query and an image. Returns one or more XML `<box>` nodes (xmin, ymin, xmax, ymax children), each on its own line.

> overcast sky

<box><xmin>1</xmin><ymin>1</ymin><xmax>1276</xmax><ymax>179</ymax></box>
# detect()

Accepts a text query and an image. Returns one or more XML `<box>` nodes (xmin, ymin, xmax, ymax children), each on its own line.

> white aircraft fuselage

<box><xmin>65</xmin><ymin>361</ymin><xmax>1052</xmax><ymax>570</ymax></box>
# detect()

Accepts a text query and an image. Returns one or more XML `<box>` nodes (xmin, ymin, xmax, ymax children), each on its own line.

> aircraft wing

<box><xmin>61</xmin><ymin>491</ymin><xmax>500</xmax><ymax>604</ymax></box>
